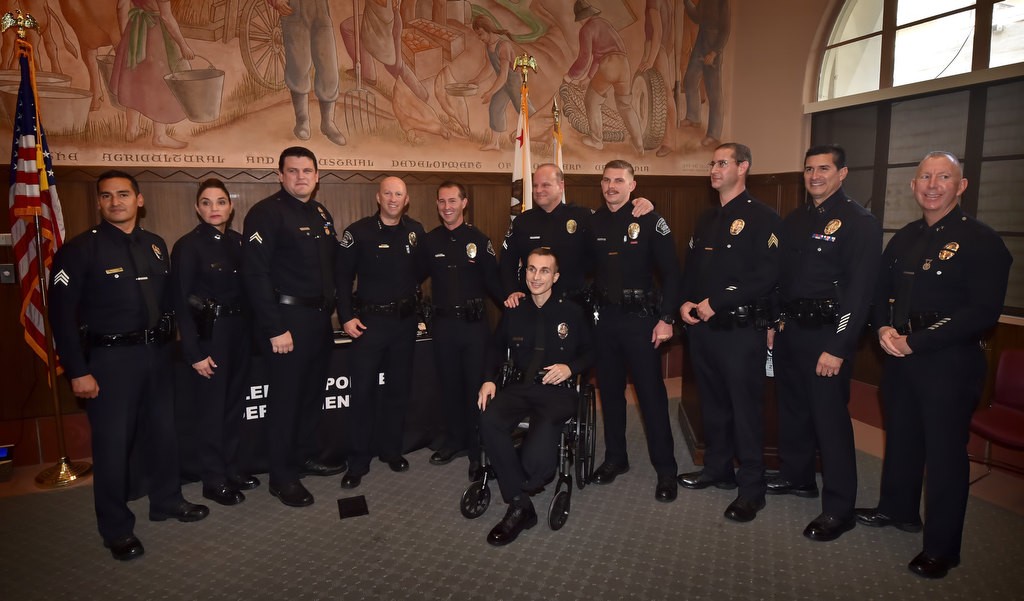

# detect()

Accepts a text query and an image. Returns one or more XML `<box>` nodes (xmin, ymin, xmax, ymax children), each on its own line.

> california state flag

<box><xmin>511</xmin><ymin>79</ymin><xmax>531</xmax><ymax>211</ymax></box>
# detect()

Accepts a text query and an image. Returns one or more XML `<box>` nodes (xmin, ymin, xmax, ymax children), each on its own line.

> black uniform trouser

<box><xmin>594</xmin><ymin>309</ymin><xmax>677</xmax><ymax>477</ymax></box>
<box><xmin>877</xmin><ymin>344</ymin><xmax>984</xmax><ymax>561</ymax></box>
<box><xmin>345</xmin><ymin>313</ymin><xmax>417</xmax><ymax>474</ymax></box>
<box><xmin>688</xmin><ymin>323</ymin><xmax>767</xmax><ymax>499</ymax></box>
<box><xmin>192</xmin><ymin>314</ymin><xmax>252</xmax><ymax>488</ymax></box>
<box><xmin>85</xmin><ymin>343</ymin><xmax>183</xmax><ymax>541</ymax></box>
<box><xmin>774</xmin><ymin>324</ymin><xmax>857</xmax><ymax>518</ymax></box>
<box><xmin>480</xmin><ymin>382</ymin><xmax>577</xmax><ymax>503</ymax></box>
<box><xmin>431</xmin><ymin>316</ymin><xmax>488</xmax><ymax>458</ymax></box>
<box><xmin>265</xmin><ymin>305</ymin><xmax>332</xmax><ymax>487</ymax></box>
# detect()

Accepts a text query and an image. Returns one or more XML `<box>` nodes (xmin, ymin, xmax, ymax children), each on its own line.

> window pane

<box><xmin>977</xmin><ymin>159</ymin><xmax>1024</xmax><ymax>232</ymax></box>
<box><xmin>1002</xmin><ymin>237</ymin><xmax>1024</xmax><ymax>309</ymax></box>
<box><xmin>829</xmin><ymin>0</ymin><xmax>885</xmax><ymax>44</ymax></box>
<box><xmin>818</xmin><ymin>36</ymin><xmax>882</xmax><ymax>100</ymax></box>
<box><xmin>991</xmin><ymin>0</ymin><xmax>1024</xmax><ymax>67</ymax></box>
<box><xmin>843</xmin><ymin>169</ymin><xmax>876</xmax><ymax>212</ymax></box>
<box><xmin>811</xmin><ymin>105</ymin><xmax>878</xmax><ymax>168</ymax></box>
<box><xmin>985</xmin><ymin>80</ymin><xmax>1024</xmax><ymax>155</ymax></box>
<box><xmin>883</xmin><ymin>166</ymin><xmax>920</xmax><ymax>229</ymax></box>
<box><xmin>888</xmin><ymin>91</ymin><xmax>969</xmax><ymax>164</ymax></box>
<box><xmin>897</xmin><ymin>0</ymin><xmax>974</xmax><ymax>25</ymax></box>
<box><xmin>893</xmin><ymin>11</ymin><xmax>975</xmax><ymax>86</ymax></box>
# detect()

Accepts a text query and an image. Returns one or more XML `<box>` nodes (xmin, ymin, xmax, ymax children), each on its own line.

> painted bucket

<box><xmin>95</xmin><ymin>51</ymin><xmax>124</xmax><ymax>110</ymax></box>
<box><xmin>0</xmin><ymin>70</ymin><xmax>71</xmax><ymax>87</ymax></box>
<box><xmin>0</xmin><ymin>83</ymin><xmax>91</xmax><ymax>133</ymax></box>
<box><xmin>163</xmin><ymin>56</ymin><xmax>224</xmax><ymax>123</ymax></box>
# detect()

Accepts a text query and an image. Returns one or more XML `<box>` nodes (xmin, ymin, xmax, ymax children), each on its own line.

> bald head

<box><xmin>911</xmin><ymin>151</ymin><xmax>968</xmax><ymax>226</ymax></box>
<box><xmin>377</xmin><ymin>176</ymin><xmax>410</xmax><ymax>225</ymax></box>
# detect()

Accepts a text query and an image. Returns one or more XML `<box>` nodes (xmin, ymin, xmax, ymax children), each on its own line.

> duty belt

<box><xmin>84</xmin><ymin>315</ymin><xmax>175</xmax><ymax>348</ymax></box>
<box><xmin>433</xmin><ymin>298</ymin><xmax>485</xmax><ymax>322</ymax></box>
<box><xmin>594</xmin><ymin>288</ymin><xmax>658</xmax><ymax>316</ymax></box>
<box><xmin>357</xmin><ymin>295</ymin><xmax>417</xmax><ymax>319</ymax></box>
<box><xmin>188</xmin><ymin>295</ymin><xmax>244</xmax><ymax>318</ymax></box>
<box><xmin>782</xmin><ymin>298</ymin><xmax>838</xmax><ymax>329</ymax></box>
<box><xmin>504</xmin><ymin>366</ymin><xmax>575</xmax><ymax>389</ymax></box>
<box><xmin>708</xmin><ymin>304</ymin><xmax>771</xmax><ymax>331</ymax></box>
<box><xmin>894</xmin><ymin>311</ymin><xmax>950</xmax><ymax>335</ymax></box>
<box><xmin>277</xmin><ymin>292</ymin><xmax>331</xmax><ymax>311</ymax></box>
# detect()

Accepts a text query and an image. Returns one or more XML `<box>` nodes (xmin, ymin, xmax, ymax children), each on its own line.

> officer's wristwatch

<box><xmin>660</xmin><ymin>314</ymin><xmax>677</xmax><ymax>325</ymax></box>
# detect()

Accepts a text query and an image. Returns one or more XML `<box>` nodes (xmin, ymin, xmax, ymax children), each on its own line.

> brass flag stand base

<box><xmin>35</xmin><ymin>456</ymin><xmax>92</xmax><ymax>488</ymax></box>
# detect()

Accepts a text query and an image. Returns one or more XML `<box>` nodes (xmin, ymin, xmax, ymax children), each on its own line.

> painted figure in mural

<box><xmin>563</xmin><ymin>0</ymin><xmax>644</xmax><ymax>155</ymax></box>
<box><xmin>468</xmin><ymin>15</ymin><xmax>533</xmax><ymax>152</ymax></box>
<box><xmin>681</xmin><ymin>0</ymin><xmax>730</xmax><ymax>147</ymax></box>
<box><xmin>109</xmin><ymin>0</ymin><xmax>195</xmax><ymax>149</ymax></box>
<box><xmin>637</xmin><ymin>0</ymin><xmax>678</xmax><ymax>157</ymax></box>
<box><xmin>56</xmin><ymin>0</ymin><xmax>120</xmax><ymax>111</ymax></box>
<box><xmin>171</xmin><ymin>179</ymin><xmax>259</xmax><ymax>508</ymax></box>
<box><xmin>268</xmin><ymin>0</ymin><xmax>346</xmax><ymax>146</ymax></box>
<box><xmin>340</xmin><ymin>0</ymin><xmax>429</xmax><ymax>103</ymax></box>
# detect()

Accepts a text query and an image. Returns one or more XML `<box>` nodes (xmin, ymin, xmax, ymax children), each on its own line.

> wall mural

<box><xmin>0</xmin><ymin>0</ymin><xmax>731</xmax><ymax>175</ymax></box>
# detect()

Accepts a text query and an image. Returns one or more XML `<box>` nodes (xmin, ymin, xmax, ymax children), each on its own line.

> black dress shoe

<box><xmin>429</xmin><ymin>448</ymin><xmax>466</xmax><ymax>465</ymax></box>
<box><xmin>592</xmin><ymin>461</ymin><xmax>630</xmax><ymax>484</ymax></box>
<box><xmin>766</xmin><ymin>475</ymin><xmax>819</xmax><ymax>498</ymax></box>
<box><xmin>724</xmin><ymin>497</ymin><xmax>766</xmax><ymax>523</ymax></box>
<box><xmin>468</xmin><ymin>460</ymin><xmax>484</xmax><ymax>482</ymax></box>
<box><xmin>677</xmin><ymin>470</ymin><xmax>737</xmax><ymax>490</ymax></box>
<box><xmin>104</xmin><ymin>535</ymin><xmax>144</xmax><ymax>561</ymax></box>
<box><xmin>149</xmin><ymin>500</ymin><xmax>210</xmax><ymax>522</ymax></box>
<box><xmin>227</xmin><ymin>474</ymin><xmax>261</xmax><ymax>490</ymax></box>
<box><xmin>301</xmin><ymin>458</ymin><xmax>347</xmax><ymax>477</ymax></box>
<box><xmin>487</xmin><ymin>502</ymin><xmax>538</xmax><ymax>546</ymax></box>
<box><xmin>269</xmin><ymin>481</ymin><xmax>314</xmax><ymax>507</ymax></box>
<box><xmin>203</xmin><ymin>484</ymin><xmax>245</xmax><ymax>506</ymax></box>
<box><xmin>803</xmin><ymin>513</ymin><xmax>855</xmax><ymax>541</ymax></box>
<box><xmin>340</xmin><ymin>471</ymin><xmax>364</xmax><ymax>489</ymax></box>
<box><xmin>854</xmin><ymin>507</ymin><xmax>923</xmax><ymax>532</ymax></box>
<box><xmin>655</xmin><ymin>475</ymin><xmax>678</xmax><ymax>502</ymax></box>
<box><xmin>908</xmin><ymin>552</ymin><xmax>960</xmax><ymax>579</ymax></box>
<box><xmin>383</xmin><ymin>456</ymin><xmax>409</xmax><ymax>472</ymax></box>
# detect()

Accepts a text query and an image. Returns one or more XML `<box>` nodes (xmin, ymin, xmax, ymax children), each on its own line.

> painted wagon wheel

<box><xmin>239</xmin><ymin>0</ymin><xmax>287</xmax><ymax>90</ymax></box>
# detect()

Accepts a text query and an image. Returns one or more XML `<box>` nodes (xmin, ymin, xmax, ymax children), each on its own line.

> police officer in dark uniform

<box><xmin>422</xmin><ymin>181</ymin><xmax>503</xmax><ymax>479</ymax></box>
<box><xmin>857</xmin><ymin>152</ymin><xmax>1011</xmax><ymax>579</ymax></box>
<box><xmin>172</xmin><ymin>178</ymin><xmax>258</xmax><ymax>506</ymax></box>
<box><xmin>500</xmin><ymin>163</ymin><xmax>653</xmax><ymax>308</ymax></box>
<box><xmin>677</xmin><ymin>144</ymin><xmax>780</xmax><ymax>522</ymax></box>
<box><xmin>772</xmin><ymin>144</ymin><xmax>882</xmax><ymax>541</ymax></box>
<box><xmin>337</xmin><ymin>176</ymin><xmax>426</xmax><ymax>489</ymax></box>
<box><xmin>50</xmin><ymin>170</ymin><xmax>208</xmax><ymax>561</ymax></box>
<box><xmin>478</xmin><ymin>248</ymin><xmax>593</xmax><ymax>546</ymax></box>
<box><xmin>242</xmin><ymin>146</ymin><xmax>345</xmax><ymax>508</ymax></box>
<box><xmin>587</xmin><ymin>159</ymin><xmax>680</xmax><ymax>502</ymax></box>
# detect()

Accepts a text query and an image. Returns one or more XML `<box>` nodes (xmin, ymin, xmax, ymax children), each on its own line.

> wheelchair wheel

<box><xmin>460</xmin><ymin>482</ymin><xmax>491</xmax><ymax>519</ymax></box>
<box><xmin>575</xmin><ymin>384</ymin><xmax>598</xmax><ymax>489</ymax></box>
<box><xmin>548</xmin><ymin>490</ymin><xmax>571</xmax><ymax>531</ymax></box>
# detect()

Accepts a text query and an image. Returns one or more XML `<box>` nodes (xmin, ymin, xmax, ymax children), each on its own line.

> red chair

<box><xmin>969</xmin><ymin>349</ymin><xmax>1024</xmax><ymax>483</ymax></box>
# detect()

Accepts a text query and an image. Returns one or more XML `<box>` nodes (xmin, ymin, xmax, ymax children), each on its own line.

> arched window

<box><xmin>819</xmin><ymin>0</ymin><xmax>1024</xmax><ymax>101</ymax></box>
<box><xmin>810</xmin><ymin>1</ymin><xmax>1024</xmax><ymax>314</ymax></box>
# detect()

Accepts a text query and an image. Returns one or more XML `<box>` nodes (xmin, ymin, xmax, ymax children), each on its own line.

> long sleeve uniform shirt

<box><xmin>501</xmin><ymin>203</ymin><xmax>593</xmax><ymax>296</ymax></box>
<box><xmin>486</xmin><ymin>296</ymin><xmax>594</xmax><ymax>383</ymax></box>
<box><xmin>421</xmin><ymin>222</ymin><xmax>503</xmax><ymax>307</ymax></box>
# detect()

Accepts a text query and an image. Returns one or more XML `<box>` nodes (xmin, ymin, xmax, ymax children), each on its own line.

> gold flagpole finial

<box><xmin>2</xmin><ymin>10</ymin><xmax>39</xmax><ymax>39</ymax></box>
<box><xmin>513</xmin><ymin>53</ymin><xmax>538</xmax><ymax>85</ymax></box>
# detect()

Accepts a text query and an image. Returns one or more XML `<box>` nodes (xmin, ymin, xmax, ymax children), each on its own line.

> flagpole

<box><xmin>2</xmin><ymin>11</ymin><xmax>91</xmax><ymax>487</ymax></box>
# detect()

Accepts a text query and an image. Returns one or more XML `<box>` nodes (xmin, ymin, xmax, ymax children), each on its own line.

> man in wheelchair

<box><xmin>477</xmin><ymin>248</ymin><xmax>594</xmax><ymax>546</ymax></box>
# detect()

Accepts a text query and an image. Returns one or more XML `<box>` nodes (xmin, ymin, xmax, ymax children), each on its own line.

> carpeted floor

<box><xmin>1</xmin><ymin>398</ymin><xmax>1022</xmax><ymax>600</ymax></box>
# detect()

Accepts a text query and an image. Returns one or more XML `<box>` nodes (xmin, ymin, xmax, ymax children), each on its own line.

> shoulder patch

<box><xmin>487</xmin><ymin>240</ymin><xmax>495</xmax><ymax>256</ymax></box>
<box><xmin>340</xmin><ymin>230</ymin><xmax>354</xmax><ymax>248</ymax></box>
<box><xmin>688</xmin><ymin>236</ymin><xmax>694</xmax><ymax>249</ymax></box>
<box><xmin>504</xmin><ymin>222</ymin><xmax>514</xmax><ymax>238</ymax></box>
<box><xmin>656</xmin><ymin>217</ymin><xmax>671</xmax><ymax>236</ymax></box>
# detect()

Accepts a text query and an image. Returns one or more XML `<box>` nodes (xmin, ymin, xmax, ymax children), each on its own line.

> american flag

<box><xmin>8</xmin><ymin>52</ymin><xmax>65</xmax><ymax>368</ymax></box>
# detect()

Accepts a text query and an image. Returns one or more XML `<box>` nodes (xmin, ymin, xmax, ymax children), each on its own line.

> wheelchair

<box><xmin>459</xmin><ymin>361</ymin><xmax>597</xmax><ymax>531</ymax></box>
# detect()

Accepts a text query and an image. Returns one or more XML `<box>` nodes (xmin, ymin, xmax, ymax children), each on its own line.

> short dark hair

<box><xmin>921</xmin><ymin>151</ymin><xmax>964</xmax><ymax>177</ymax></box>
<box><xmin>196</xmin><ymin>178</ymin><xmax>230</xmax><ymax>205</ymax></box>
<box><xmin>603</xmin><ymin>159</ymin><xmax>634</xmax><ymax>177</ymax></box>
<box><xmin>527</xmin><ymin>246</ymin><xmax>559</xmax><ymax>272</ymax></box>
<box><xmin>535</xmin><ymin>163</ymin><xmax>564</xmax><ymax>182</ymax></box>
<box><xmin>805</xmin><ymin>144</ymin><xmax>846</xmax><ymax>169</ymax></box>
<box><xmin>715</xmin><ymin>142</ymin><xmax>752</xmax><ymax>167</ymax></box>
<box><xmin>96</xmin><ymin>170</ymin><xmax>140</xmax><ymax>194</ymax></box>
<box><xmin>278</xmin><ymin>146</ymin><xmax>318</xmax><ymax>172</ymax></box>
<box><xmin>437</xmin><ymin>180</ymin><xmax>467</xmax><ymax>200</ymax></box>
